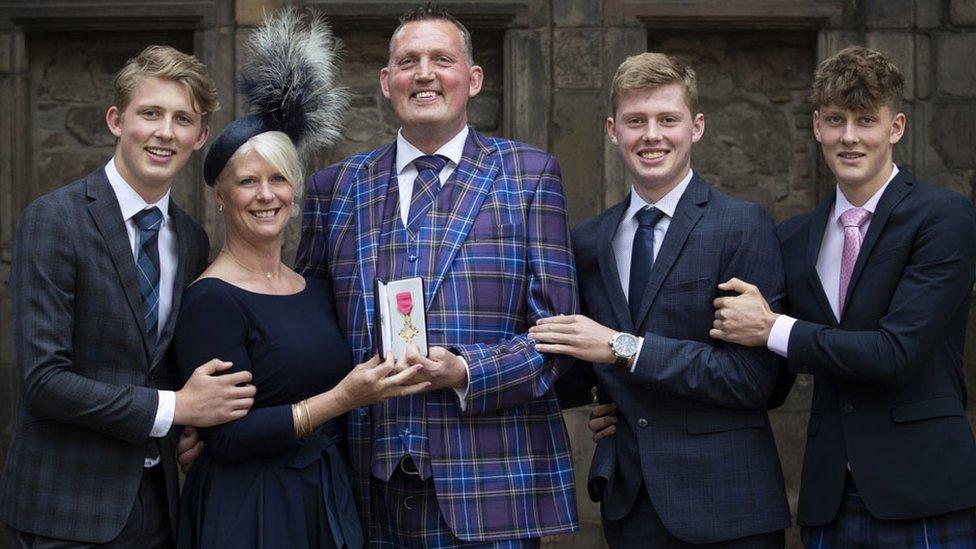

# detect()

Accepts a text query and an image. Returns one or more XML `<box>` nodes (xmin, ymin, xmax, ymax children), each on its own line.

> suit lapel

<box><xmin>151</xmin><ymin>203</ymin><xmax>192</xmax><ymax>370</ymax></box>
<box><xmin>632</xmin><ymin>175</ymin><xmax>706</xmax><ymax>329</ymax></box>
<box><xmin>805</xmin><ymin>197</ymin><xmax>838</xmax><ymax>325</ymax></box>
<box><xmin>842</xmin><ymin>170</ymin><xmax>913</xmax><ymax>314</ymax></box>
<box><xmin>354</xmin><ymin>145</ymin><xmax>396</xmax><ymax>347</ymax></box>
<box><xmin>86</xmin><ymin>171</ymin><xmax>152</xmax><ymax>360</ymax></box>
<box><xmin>427</xmin><ymin>130</ymin><xmax>497</xmax><ymax>302</ymax></box>
<box><xmin>596</xmin><ymin>200</ymin><xmax>633</xmax><ymax>332</ymax></box>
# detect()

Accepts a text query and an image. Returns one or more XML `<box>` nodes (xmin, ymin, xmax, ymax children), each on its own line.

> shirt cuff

<box><xmin>150</xmin><ymin>390</ymin><xmax>175</xmax><ymax>437</ymax></box>
<box><xmin>767</xmin><ymin>315</ymin><xmax>797</xmax><ymax>358</ymax></box>
<box><xmin>453</xmin><ymin>354</ymin><xmax>471</xmax><ymax>412</ymax></box>
<box><xmin>629</xmin><ymin>337</ymin><xmax>645</xmax><ymax>373</ymax></box>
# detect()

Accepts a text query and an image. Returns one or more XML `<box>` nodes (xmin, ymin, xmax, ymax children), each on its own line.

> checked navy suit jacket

<box><xmin>778</xmin><ymin>169</ymin><xmax>976</xmax><ymax>525</ymax></box>
<box><xmin>0</xmin><ymin>168</ymin><xmax>209</xmax><ymax>543</ymax></box>
<box><xmin>558</xmin><ymin>174</ymin><xmax>791</xmax><ymax>544</ymax></box>
<box><xmin>295</xmin><ymin>128</ymin><xmax>580</xmax><ymax>542</ymax></box>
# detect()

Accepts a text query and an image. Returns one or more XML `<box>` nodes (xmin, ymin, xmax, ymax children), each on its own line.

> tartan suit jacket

<box><xmin>0</xmin><ymin>168</ymin><xmax>210</xmax><ymax>542</ymax></box>
<box><xmin>295</xmin><ymin>129</ymin><xmax>580</xmax><ymax>542</ymax></box>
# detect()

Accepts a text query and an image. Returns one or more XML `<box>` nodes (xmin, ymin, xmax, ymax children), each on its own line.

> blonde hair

<box><xmin>224</xmin><ymin>131</ymin><xmax>304</xmax><ymax>215</ymax></box>
<box><xmin>811</xmin><ymin>46</ymin><xmax>904</xmax><ymax>113</ymax></box>
<box><xmin>611</xmin><ymin>52</ymin><xmax>699</xmax><ymax>114</ymax></box>
<box><xmin>113</xmin><ymin>45</ymin><xmax>220</xmax><ymax>119</ymax></box>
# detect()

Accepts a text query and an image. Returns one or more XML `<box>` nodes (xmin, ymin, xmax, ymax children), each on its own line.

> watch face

<box><xmin>612</xmin><ymin>333</ymin><xmax>639</xmax><ymax>356</ymax></box>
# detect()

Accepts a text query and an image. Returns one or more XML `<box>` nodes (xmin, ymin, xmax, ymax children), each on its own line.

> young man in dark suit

<box><xmin>711</xmin><ymin>46</ymin><xmax>976</xmax><ymax>546</ymax></box>
<box><xmin>0</xmin><ymin>46</ymin><xmax>255</xmax><ymax>547</ymax></box>
<box><xmin>530</xmin><ymin>52</ymin><xmax>789</xmax><ymax>547</ymax></box>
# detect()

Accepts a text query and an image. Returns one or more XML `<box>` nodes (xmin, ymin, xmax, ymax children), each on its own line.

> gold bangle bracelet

<box><xmin>292</xmin><ymin>403</ymin><xmax>303</xmax><ymax>437</ymax></box>
<box><xmin>293</xmin><ymin>401</ymin><xmax>309</xmax><ymax>438</ymax></box>
<box><xmin>301</xmin><ymin>399</ymin><xmax>313</xmax><ymax>436</ymax></box>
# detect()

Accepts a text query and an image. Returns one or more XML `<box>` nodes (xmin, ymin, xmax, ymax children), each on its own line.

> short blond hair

<box><xmin>611</xmin><ymin>52</ymin><xmax>699</xmax><ymax>114</ymax></box>
<box><xmin>224</xmin><ymin>131</ymin><xmax>304</xmax><ymax>216</ymax></box>
<box><xmin>112</xmin><ymin>45</ymin><xmax>220</xmax><ymax>119</ymax></box>
<box><xmin>811</xmin><ymin>46</ymin><xmax>904</xmax><ymax>113</ymax></box>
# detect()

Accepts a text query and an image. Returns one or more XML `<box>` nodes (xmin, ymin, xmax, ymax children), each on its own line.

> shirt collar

<box><xmin>104</xmin><ymin>157</ymin><xmax>171</xmax><ymax>223</ymax></box>
<box><xmin>832</xmin><ymin>163</ymin><xmax>899</xmax><ymax>223</ymax></box>
<box><xmin>395</xmin><ymin>126</ymin><xmax>469</xmax><ymax>175</ymax></box>
<box><xmin>625</xmin><ymin>169</ymin><xmax>695</xmax><ymax>222</ymax></box>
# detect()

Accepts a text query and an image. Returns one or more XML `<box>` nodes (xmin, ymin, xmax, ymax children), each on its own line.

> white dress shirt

<box><xmin>613</xmin><ymin>169</ymin><xmax>694</xmax><ymax>371</ymax></box>
<box><xmin>105</xmin><ymin>159</ymin><xmax>176</xmax><ymax>445</ymax></box>
<box><xmin>395</xmin><ymin>126</ymin><xmax>468</xmax><ymax>226</ymax></box>
<box><xmin>767</xmin><ymin>164</ymin><xmax>900</xmax><ymax>356</ymax></box>
<box><xmin>393</xmin><ymin>127</ymin><xmax>472</xmax><ymax>408</ymax></box>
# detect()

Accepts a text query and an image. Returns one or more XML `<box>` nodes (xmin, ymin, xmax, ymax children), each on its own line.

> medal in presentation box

<box><xmin>374</xmin><ymin>276</ymin><xmax>428</xmax><ymax>360</ymax></box>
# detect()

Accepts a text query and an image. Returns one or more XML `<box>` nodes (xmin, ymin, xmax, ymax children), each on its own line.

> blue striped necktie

<box><xmin>133</xmin><ymin>207</ymin><xmax>163</xmax><ymax>354</ymax></box>
<box><xmin>407</xmin><ymin>155</ymin><xmax>448</xmax><ymax>235</ymax></box>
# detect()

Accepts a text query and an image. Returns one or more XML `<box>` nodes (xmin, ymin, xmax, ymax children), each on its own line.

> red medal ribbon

<box><xmin>396</xmin><ymin>291</ymin><xmax>413</xmax><ymax>315</ymax></box>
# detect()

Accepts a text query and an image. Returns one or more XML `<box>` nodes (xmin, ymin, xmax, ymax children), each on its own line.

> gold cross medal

<box><xmin>395</xmin><ymin>291</ymin><xmax>419</xmax><ymax>344</ymax></box>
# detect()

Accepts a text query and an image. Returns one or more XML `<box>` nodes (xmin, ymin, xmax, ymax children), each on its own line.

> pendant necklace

<box><xmin>222</xmin><ymin>248</ymin><xmax>275</xmax><ymax>280</ymax></box>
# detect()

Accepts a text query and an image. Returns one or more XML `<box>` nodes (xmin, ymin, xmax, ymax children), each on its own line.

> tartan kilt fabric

<box><xmin>369</xmin><ymin>464</ymin><xmax>541</xmax><ymax>548</ymax></box>
<box><xmin>801</xmin><ymin>475</ymin><xmax>976</xmax><ymax>548</ymax></box>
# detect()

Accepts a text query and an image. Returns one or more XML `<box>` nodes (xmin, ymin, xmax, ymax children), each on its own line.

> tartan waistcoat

<box><xmin>370</xmin><ymin>167</ymin><xmax>453</xmax><ymax>481</ymax></box>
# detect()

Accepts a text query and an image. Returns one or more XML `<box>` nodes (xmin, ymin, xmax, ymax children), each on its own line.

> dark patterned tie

<box><xmin>133</xmin><ymin>207</ymin><xmax>163</xmax><ymax>354</ymax></box>
<box><xmin>629</xmin><ymin>206</ymin><xmax>665</xmax><ymax>324</ymax></box>
<box><xmin>406</xmin><ymin>155</ymin><xmax>449</xmax><ymax>235</ymax></box>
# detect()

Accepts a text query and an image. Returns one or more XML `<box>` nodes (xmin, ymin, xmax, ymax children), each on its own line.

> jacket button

<box><xmin>843</xmin><ymin>403</ymin><xmax>854</xmax><ymax>414</ymax></box>
<box><xmin>637</xmin><ymin>418</ymin><xmax>648</xmax><ymax>428</ymax></box>
<box><xmin>408</xmin><ymin>254</ymin><xmax>418</xmax><ymax>263</ymax></box>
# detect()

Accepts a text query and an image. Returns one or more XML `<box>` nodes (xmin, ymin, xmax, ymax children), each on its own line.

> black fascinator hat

<box><xmin>204</xmin><ymin>9</ymin><xmax>347</xmax><ymax>186</ymax></box>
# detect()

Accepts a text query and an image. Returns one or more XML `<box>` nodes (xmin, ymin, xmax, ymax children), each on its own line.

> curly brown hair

<box><xmin>810</xmin><ymin>46</ymin><xmax>904</xmax><ymax>113</ymax></box>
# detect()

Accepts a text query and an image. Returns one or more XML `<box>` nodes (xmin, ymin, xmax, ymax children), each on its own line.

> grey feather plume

<box><xmin>239</xmin><ymin>8</ymin><xmax>348</xmax><ymax>153</ymax></box>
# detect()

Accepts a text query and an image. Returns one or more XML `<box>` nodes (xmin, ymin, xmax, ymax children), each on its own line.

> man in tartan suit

<box><xmin>295</xmin><ymin>6</ymin><xmax>578</xmax><ymax>547</ymax></box>
<box><xmin>712</xmin><ymin>47</ymin><xmax>976</xmax><ymax>547</ymax></box>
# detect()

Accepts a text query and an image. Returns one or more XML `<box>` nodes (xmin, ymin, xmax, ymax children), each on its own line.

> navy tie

<box><xmin>133</xmin><ymin>207</ymin><xmax>163</xmax><ymax>354</ymax></box>
<box><xmin>407</xmin><ymin>155</ymin><xmax>449</xmax><ymax>235</ymax></box>
<box><xmin>629</xmin><ymin>207</ymin><xmax>665</xmax><ymax>323</ymax></box>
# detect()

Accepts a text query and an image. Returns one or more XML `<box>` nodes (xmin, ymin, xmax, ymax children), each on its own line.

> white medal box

<box><xmin>374</xmin><ymin>276</ymin><xmax>428</xmax><ymax>360</ymax></box>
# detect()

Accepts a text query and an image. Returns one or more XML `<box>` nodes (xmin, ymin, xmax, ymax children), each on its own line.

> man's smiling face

<box><xmin>106</xmin><ymin>76</ymin><xmax>209</xmax><ymax>200</ymax></box>
<box><xmin>380</xmin><ymin>19</ymin><xmax>483</xmax><ymax>150</ymax></box>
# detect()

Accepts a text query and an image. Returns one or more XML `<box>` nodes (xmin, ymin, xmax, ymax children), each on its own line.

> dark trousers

<box><xmin>603</xmin><ymin>483</ymin><xmax>784</xmax><ymax>549</ymax></box>
<box><xmin>369</xmin><ymin>457</ymin><xmax>540</xmax><ymax>548</ymax></box>
<box><xmin>10</xmin><ymin>466</ymin><xmax>172</xmax><ymax>548</ymax></box>
<box><xmin>801</xmin><ymin>473</ymin><xmax>976</xmax><ymax>548</ymax></box>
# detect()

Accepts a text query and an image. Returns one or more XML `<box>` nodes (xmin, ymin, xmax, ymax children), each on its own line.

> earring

<box><xmin>218</xmin><ymin>204</ymin><xmax>224</xmax><ymax>212</ymax></box>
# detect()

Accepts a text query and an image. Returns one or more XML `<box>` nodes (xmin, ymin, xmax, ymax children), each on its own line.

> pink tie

<box><xmin>839</xmin><ymin>207</ymin><xmax>871</xmax><ymax>314</ymax></box>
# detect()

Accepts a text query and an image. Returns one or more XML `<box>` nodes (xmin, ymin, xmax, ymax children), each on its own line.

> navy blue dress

<box><xmin>173</xmin><ymin>277</ymin><xmax>362</xmax><ymax>549</ymax></box>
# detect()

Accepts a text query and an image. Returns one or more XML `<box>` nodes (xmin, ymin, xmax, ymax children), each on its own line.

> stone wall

<box><xmin>1</xmin><ymin>1</ymin><xmax>975</xmax><ymax>548</ymax></box>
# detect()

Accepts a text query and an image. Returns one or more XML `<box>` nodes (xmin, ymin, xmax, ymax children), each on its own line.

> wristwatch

<box><xmin>608</xmin><ymin>332</ymin><xmax>640</xmax><ymax>368</ymax></box>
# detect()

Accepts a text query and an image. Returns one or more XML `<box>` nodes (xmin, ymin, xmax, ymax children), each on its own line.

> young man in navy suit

<box><xmin>530</xmin><ymin>52</ymin><xmax>789</xmax><ymax>548</ymax></box>
<box><xmin>712</xmin><ymin>46</ymin><xmax>976</xmax><ymax>546</ymax></box>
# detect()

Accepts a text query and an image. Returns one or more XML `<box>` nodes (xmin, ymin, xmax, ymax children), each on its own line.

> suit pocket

<box><xmin>468</xmin><ymin>221</ymin><xmax>521</xmax><ymax>241</ymax></box>
<box><xmin>891</xmin><ymin>396</ymin><xmax>964</xmax><ymax>423</ymax></box>
<box><xmin>686</xmin><ymin>409</ymin><xmax>767</xmax><ymax>434</ymax></box>
<box><xmin>665</xmin><ymin>276</ymin><xmax>712</xmax><ymax>294</ymax></box>
<box><xmin>866</xmin><ymin>243</ymin><xmax>910</xmax><ymax>267</ymax></box>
